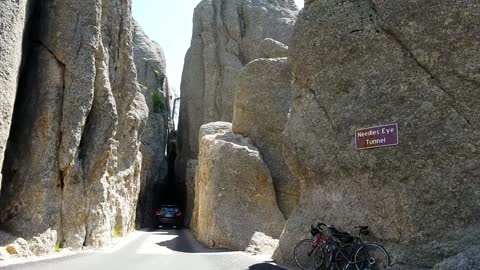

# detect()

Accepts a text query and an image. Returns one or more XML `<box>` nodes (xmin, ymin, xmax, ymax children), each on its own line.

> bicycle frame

<box><xmin>327</xmin><ymin>236</ymin><xmax>365</xmax><ymax>269</ymax></box>
<box><xmin>308</xmin><ymin>234</ymin><xmax>329</xmax><ymax>257</ymax></box>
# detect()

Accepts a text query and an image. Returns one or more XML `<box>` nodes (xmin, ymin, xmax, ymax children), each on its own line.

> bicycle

<box><xmin>293</xmin><ymin>222</ymin><xmax>330</xmax><ymax>270</ymax></box>
<box><xmin>313</xmin><ymin>224</ymin><xmax>390</xmax><ymax>270</ymax></box>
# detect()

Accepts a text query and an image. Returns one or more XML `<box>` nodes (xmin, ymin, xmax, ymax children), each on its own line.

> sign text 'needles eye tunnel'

<box><xmin>355</xmin><ymin>124</ymin><xmax>399</xmax><ymax>150</ymax></box>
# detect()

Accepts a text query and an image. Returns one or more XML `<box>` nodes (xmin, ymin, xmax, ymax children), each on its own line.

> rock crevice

<box><xmin>177</xmin><ymin>0</ymin><xmax>298</xmax><ymax>227</ymax></box>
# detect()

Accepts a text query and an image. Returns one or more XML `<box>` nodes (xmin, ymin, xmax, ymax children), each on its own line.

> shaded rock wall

<box><xmin>0</xmin><ymin>0</ymin><xmax>30</xmax><ymax>191</ymax></box>
<box><xmin>274</xmin><ymin>0</ymin><xmax>480</xmax><ymax>267</ymax></box>
<box><xmin>132</xmin><ymin>21</ymin><xmax>170</xmax><ymax>228</ymax></box>
<box><xmin>177</xmin><ymin>0</ymin><xmax>298</xmax><ymax>226</ymax></box>
<box><xmin>0</xmin><ymin>0</ymin><xmax>151</xmax><ymax>254</ymax></box>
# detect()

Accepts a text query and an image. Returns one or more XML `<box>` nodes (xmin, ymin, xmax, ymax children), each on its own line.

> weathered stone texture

<box><xmin>258</xmin><ymin>38</ymin><xmax>289</xmax><ymax>58</ymax></box>
<box><xmin>433</xmin><ymin>246</ymin><xmax>480</xmax><ymax>270</ymax></box>
<box><xmin>232</xmin><ymin>57</ymin><xmax>298</xmax><ymax>217</ymax></box>
<box><xmin>192</xmin><ymin>124</ymin><xmax>285</xmax><ymax>250</ymax></box>
<box><xmin>0</xmin><ymin>0</ymin><xmax>148</xmax><ymax>253</ymax></box>
<box><xmin>198</xmin><ymin>121</ymin><xmax>232</xmax><ymax>147</ymax></box>
<box><xmin>184</xmin><ymin>159</ymin><xmax>198</xmax><ymax>228</ymax></box>
<box><xmin>183</xmin><ymin>122</ymin><xmax>232</xmax><ymax>227</ymax></box>
<box><xmin>133</xmin><ymin>21</ymin><xmax>170</xmax><ymax>228</ymax></box>
<box><xmin>274</xmin><ymin>0</ymin><xmax>480</xmax><ymax>267</ymax></box>
<box><xmin>176</xmin><ymin>0</ymin><xmax>298</xmax><ymax>185</ymax></box>
<box><xmin>0</xmin><ymin>0</ymin><xmax>29</xmax><ymax>190</ymax></box>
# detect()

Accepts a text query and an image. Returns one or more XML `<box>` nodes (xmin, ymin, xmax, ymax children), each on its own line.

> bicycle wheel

<box><xmin>312</xmin><ymin>244</ymin><xmax>331</xmax><ymax>270</ymax></box>
<box><xmin>354</xmin><ymin>243</ymin><xmax>390</xmax><ymax>270</ymax></box>
<box><xmin>334</xmin><ymin>244</ymin><xmax>356</xmax><ymax>270</ymax></box>
<box><xmin>294</xmin><ymin>239</ymin><xmax>323</xmax><ymax>270</ymax></box>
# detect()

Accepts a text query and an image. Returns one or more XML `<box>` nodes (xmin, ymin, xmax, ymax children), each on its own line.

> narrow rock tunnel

<box><xmin>134</xmin><ymin>129</ymin><xmax>185</xmax><ymax>229</ymax></box>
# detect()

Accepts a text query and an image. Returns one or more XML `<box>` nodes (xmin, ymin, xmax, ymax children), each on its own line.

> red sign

<box><xmin>355</xmin><ymin>124</ymin><xmax>398</xmax><ymax>150</ymax></box>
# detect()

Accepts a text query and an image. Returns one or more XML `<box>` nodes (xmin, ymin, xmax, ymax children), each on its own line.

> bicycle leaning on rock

<box><xmin>293</xmin><ymin>222</ymin><xmax>390</xmax><ymax>270</ymax></box>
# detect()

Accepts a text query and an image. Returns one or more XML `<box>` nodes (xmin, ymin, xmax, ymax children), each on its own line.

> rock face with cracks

<box><xmin>185</xmin><ymin>122</ymin><xmax>231</xmax><ymax>227</ymax></box>
<box><xmin>176</xmin><ymin>0</ymin><xmax>298</xmax><ymax>187</ymax></box>
<box><xmin>133</xmin><ymin>21</ymin><xmax>170</xmax><ymax>229</ymax></box>
<box><xmin>233</xmin><ymin>56</ymin><xmax>298</xmax><ymax>218</ymax></box>
<box><xmin>192</xmin><ymin>124</ymin><xmax>285</xmax><ymax>250</ymax></box>
<box><xmin>273</xmin><ymin>0</ymin><xmax>480</xmax><ymax>268</ymax></box>
<box><xmin>0</xmin><ymin>0</ymin><xmax>150</xmax><ymax>255</ymax></box>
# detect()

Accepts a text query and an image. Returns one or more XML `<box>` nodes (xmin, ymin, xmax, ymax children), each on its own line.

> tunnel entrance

<box><xmin>160</xmin><ymin>131</ymin><xmax>180</xmax><ymax>206</ymax></box>
<box><xmin>136</xmin><ymin>99</ymin><xmax>186</xmax><ymax>230</ymax></box>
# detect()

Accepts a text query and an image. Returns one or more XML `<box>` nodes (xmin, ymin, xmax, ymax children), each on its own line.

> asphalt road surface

<box><xmin>3</xmin><ymin>229</ymin><xmax>288</xmax><ymax>270</ymax></box>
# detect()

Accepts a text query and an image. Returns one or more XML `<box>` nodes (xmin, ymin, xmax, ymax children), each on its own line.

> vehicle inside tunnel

<box><xmin>135</xmin><ymin>107</ymin><xmax>187</xmax><ymax>230</ymax></box>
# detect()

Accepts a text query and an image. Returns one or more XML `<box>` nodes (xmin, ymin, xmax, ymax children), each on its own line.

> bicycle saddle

<box><xmin>356</xmin><ymin>226</ymin><xmax>370</xmax><ymax>236</ymax></box>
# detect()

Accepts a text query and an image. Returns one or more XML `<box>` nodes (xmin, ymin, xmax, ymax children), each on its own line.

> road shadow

<box><xmin>155</xmin><ymin>229</ymin><xmax>232</xmax><ymax>253</ymax></box>
<box><xmin>247</xmin><ymin>262</ymin><xmax>288</xmax><ymax>270</ymax></box>
<box><xmin>136</xmin><ymin>227</ymin><xmax>156</xmax><ymax>232</ymax></box>
<box><xmin>155</xmin><ymin>237</ymin><xmax>231</xmax><ymax>253</ymax></box>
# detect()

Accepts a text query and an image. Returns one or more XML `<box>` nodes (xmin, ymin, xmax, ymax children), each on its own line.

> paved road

<box><xmin>3</xmin><ymin>229</ymin><xmax>287</xmax><ymax>270</ymax></box>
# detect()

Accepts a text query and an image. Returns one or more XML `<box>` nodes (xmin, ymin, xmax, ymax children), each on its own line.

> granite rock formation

<box><xmin>0</xmin><ymin>0</ymin><xmax>157</xmax><ymax>255</ymax></box>
<box><xmin>185</xmin><ymin>122</ymin><xmax>231</xmax><ymax>227</ymax></box>
<box><xmin>232</xmin><ymin>56</ymin><xmax>298</xmax><ymax>217</ymax></box>
<box><xmin>176</xmin><ymin>0</ymin><xmax>298</xmax><ymax>193</ymax></box>
<box><xmin>258</xmin><ymin>38</ymin><xmax>289</xmax><ymax>59</ymax></box>
<box><xmin>273</xmin><ymin>0</ymin><xmax>480</xmax><ymax>267</ymax></box>
<box><xmin>432</xmin><ymin>246</ymin><xmax>480</xmax><ymax>270</ymax></box>
<box><xmin>192</xmin><ymin>123</ymin><xmax>285</xmax><ymax>250</ymax></box>
<box><xmin>0</xmin><ymin>0</ymin><xmax>30</xmax><ymax>191</ymax></box>
<box><xmin>132</xmin><ymin>21</ymin><xmax>170</xmax><ymax>228</ymax></box>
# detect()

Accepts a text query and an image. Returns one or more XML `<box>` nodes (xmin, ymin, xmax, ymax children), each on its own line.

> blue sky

<box><xmin>132</xmin><ymin>0</ymin><xmax>304</xmax><ymax>97</ymax></box>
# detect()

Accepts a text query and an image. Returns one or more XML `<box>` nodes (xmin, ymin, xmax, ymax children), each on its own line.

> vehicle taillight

<box><xmin>155</xmin><ymin>211</ymin><xmax>161</xmax><ymax>215</ymax></box>
<box><xmin>176</xmin><ymin>211</ymin><xmax>182</xmax><ymax>217</ymax></box>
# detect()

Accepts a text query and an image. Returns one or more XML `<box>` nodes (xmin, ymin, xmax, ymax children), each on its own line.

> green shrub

<box><xmin>54</xmin><ymin>242</ymin><xmax>63</xmax><ymax>252</ymax></box>
<box><xmin>113</xmin><ymin>225</ymin><xmax>122</xmax><ymax>238</ymax></box>
<box><xmin>152</xmin><ymin>91</ymin><xmax>164</xmax><ymax>114</ymax></box>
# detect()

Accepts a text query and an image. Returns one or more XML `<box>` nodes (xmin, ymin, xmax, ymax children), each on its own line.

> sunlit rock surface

<box><xmin>274</xmin><ymin>0</ymin><xmax>480</xmax><ymax>267</ymax></box>
<box><xmin>192</xmin><ymin>123</ymin><xmax>285</xmax><ymax>250</ymax></box>
<box><xmin>176</xmin><ymin>0</ymin><xmax>298</xmax><ymax>190</ymax></box>
<box><xmin>233</xmin><ymin>56</ymin><xmax>298</xmax><ymax>218</ymax></box>
<box><xmin>0</xmin><ymin>0</ymin><xmax>148</xmax><ymax>255</ymax></box>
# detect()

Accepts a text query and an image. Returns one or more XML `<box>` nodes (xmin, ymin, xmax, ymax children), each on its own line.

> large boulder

<box><xmin>133</xmin><ymin>21</ymin><xmax>170</xmax><ymax>228</ymax></box>
<box><xmin>198</xmin><ymin>121</ymin><xmax>232</xmax><ymax>147</ymax></box>
<box><xmin>176</xmin><ymin>0</ymin><xmax>298</xmax><ymax>187</ymax></box>
<box><xmin>184</xmin><ymin>121</ymin><xmax>232</xmax><ymax>227</ymax></box>
<box><xmin>232</xmin><ymin>57</ymin><xmax>298</xmax><ymax>217</ymax></box>
<box><xmin>0</xmin><ymin>0</ymin><xmax>29</xmax><ymax>191</ymax></box>
<box><xmin>0</xmin><ymin>0</ymin><xmax>148</xmax><ymax>252</ymax></box>
<box><xmin>192</xmin><ymin>125</ymin><xmax>285</xmax><ymax>250</ymax></box>
<box><xmin>274</xmin><ymin>0</ymin><xmax>480</xmax><ymax>268</ymax></box>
